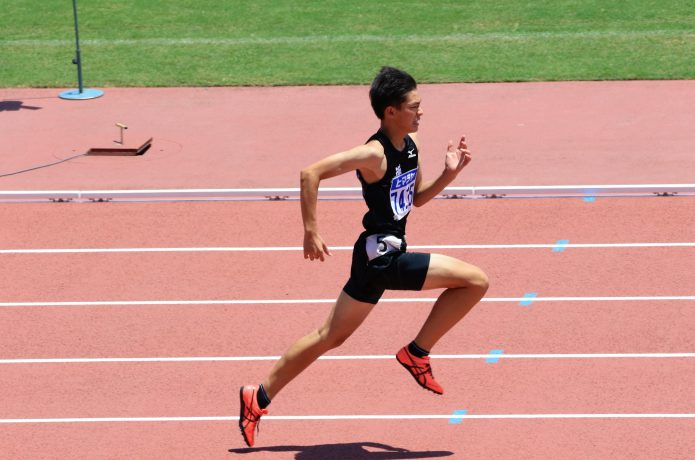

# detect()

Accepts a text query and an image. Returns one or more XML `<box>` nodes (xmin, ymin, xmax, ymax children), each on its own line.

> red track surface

<box><xmin>1</xmin><ymin>198</ymin><xmax>695</xmax><ymax>459</ymax></box>
<box><xmin>1</xmin><ymin>84</ymin><xmax>695</xmax><ymax>459</ymax></box>
<box><xmin>2</xmin><ymin>81</ymin><xmax>695</xmax><ymax>190</ymax></box>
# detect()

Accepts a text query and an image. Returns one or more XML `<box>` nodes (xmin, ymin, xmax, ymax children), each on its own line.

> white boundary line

<box><xmin>2</xmin><ymin>353</ymin><xmax>694</xmax><ymax>365</ymax></box>
<box><xmin>0</xmin><ymin>246</ymin><xmax>308</xmax><ymax>255</ymax></box>
<box><xmin>1</xmin><ymin>296</ymin><xmax>694</xmax><ymax>308</ymax></box>
<box><xmin>0</xmin><ymin>183</ymin><xmax>694</xmax><ymax>202</ymax></box>
<box><xmin>2</xmin><ymin>242</ymin><xmax>695</xmax><ymax>255</ymax></box>
<box><xmin>1</xmin><ymin>413</ymin><xmax>694</xmax><ymax>424</ymax></box>
<box><xmin>3</xmin><ymin>29</ymin><xmax>695</xmax><ymax>47</ymax></box>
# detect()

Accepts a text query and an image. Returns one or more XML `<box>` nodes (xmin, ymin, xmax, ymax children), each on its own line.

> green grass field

<box><xmin>2</xmin><ymin>0</ymin><xmax>694</xmax><ymax>87</ymax></box>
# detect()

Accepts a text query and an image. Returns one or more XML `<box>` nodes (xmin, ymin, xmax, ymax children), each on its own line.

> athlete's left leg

<box><xmin>261</xmin><ymin>290</ymin><xmax>376</xmax><ymax>400</ymax></box>
<box><xmin>414</xmin><ymin>253</ymin><xmax>489</xmax><ymax>350</ymax></box>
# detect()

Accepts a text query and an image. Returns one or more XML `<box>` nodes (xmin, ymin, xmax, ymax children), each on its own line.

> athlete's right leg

<box><xmin>395</xmin><ymin>253</ymin><xmax>488</xmax><ymax>395</ymax></box>
<box><xmin>261</xmin><ymin>290</ymin><xmax>376</xmax><ymax>400</ymax></box>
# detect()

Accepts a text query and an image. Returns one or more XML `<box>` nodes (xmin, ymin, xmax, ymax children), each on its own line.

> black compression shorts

<box><xmin>342</xmin><ymin>235</ymin><xmax>431</xmax><ymax>304</ymax></box>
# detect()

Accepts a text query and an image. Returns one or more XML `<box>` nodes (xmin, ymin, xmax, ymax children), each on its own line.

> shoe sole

<box><xmin>396</xmin><ymin>355</ymin><xmax>443</xmax><ymax>395</ymax></box>
<box><xmin>239</xmin><ymin>386</ymin><xmax>253</xmax><ymax>447</ymax></box>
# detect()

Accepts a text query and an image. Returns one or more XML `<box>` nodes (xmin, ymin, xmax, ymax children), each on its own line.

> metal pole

<box><xmin>71</xmin><ymin>0</ymin><xmax>84</xmax><ymax>93</ymax></box>
<box><xmin>59</xmin><ymin>0</ymin><xmax>103</xmax><ymax>100</ymax></box>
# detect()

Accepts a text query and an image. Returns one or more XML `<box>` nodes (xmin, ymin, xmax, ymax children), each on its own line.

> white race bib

<box><xmin>389</xmin><ymin>167</ymin><xmax>417</xmax><ymax>221</ymax></box>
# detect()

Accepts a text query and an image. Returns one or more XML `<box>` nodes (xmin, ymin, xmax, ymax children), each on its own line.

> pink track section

<box><xmin>1</xmin><ymin>198</ymin><xmax>695</xmax><ymax>248</ymax></box>
<box><xmin>2</xmin><ymin>81</ymin><xmax>695</xmax><ymax>191</ymax></box>
<box><xmin>3</xmin><ymin>420</ymin><xmax>694</xmax><ymax>459</ymax></box>
<box><xmin>1</xmin><ymin>197</ymin><xmax>695</xmax><ymax>459</ymax></box>
<box><xmin>2</xmin><ymin>82</ymin><xmax>695</xmax><ymax>459</ymax></box>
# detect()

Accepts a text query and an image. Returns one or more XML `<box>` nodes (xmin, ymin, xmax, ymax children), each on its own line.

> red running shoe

<box><xmin>396</xmin><ymin>346</ymin><xmax>444</xmax><ymax>395</ymax></box>
<box><xmin>239</xmin><ymin>385</ymin><xmax>268</xmax><ymax>447</ymax></box>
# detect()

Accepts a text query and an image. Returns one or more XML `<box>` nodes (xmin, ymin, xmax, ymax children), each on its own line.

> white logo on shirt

<box><xmin>407</xmin><ymin>148</ymin><xmax>416</xmax><ymax>158</ymax></box>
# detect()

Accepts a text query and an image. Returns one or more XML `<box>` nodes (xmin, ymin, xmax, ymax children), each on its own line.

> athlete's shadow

<box><xmin>0</xmin><ymin>100</ymin><xmax>42</xmax><ymax>112</ymax></box>
<box><xmin>229</xmin><ymin>441</ymin><xmax>453</xmax><ymax>459</ymax></box>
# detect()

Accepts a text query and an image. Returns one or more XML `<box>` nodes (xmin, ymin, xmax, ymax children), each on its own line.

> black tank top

<box><xmin>356</xmin><ymin>130</ymin><xmax>419</xmax><ymax>239</ymax></box>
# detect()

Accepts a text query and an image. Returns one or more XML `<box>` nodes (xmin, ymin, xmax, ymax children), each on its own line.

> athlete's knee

<box><xmin>468</xmin><ymin>267</ymin><xmax>489</xmax><ymax>293</ymax></box>
<box><xmin>317</xmin><ymin>326</ymin><xmax>351</xmax><ymax>350</ymax></box>
<box><xmin>449</xmin><ymin>262</ymin><xmax>489</xmax><ymax>293</ymax></box>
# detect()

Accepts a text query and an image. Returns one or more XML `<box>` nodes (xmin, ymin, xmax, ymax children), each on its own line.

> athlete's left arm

<box><xmin>412</xmin><ymin>134</ymin><xmax>472</xmax><ymax>207</ymax></box>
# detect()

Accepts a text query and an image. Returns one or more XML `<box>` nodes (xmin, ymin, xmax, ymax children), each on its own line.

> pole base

<box><xmin>59</xmin><ymin>88</ymin><xmax>104</xmax><ymax>100</ymax></box>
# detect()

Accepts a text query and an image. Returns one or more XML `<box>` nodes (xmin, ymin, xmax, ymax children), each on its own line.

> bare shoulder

<box><xmin>354</xmin><ymin>140</ymin><xmax>387</xmax><ymax>182</ymax></box>
<box><xmin>361</xmin><ymin>139</ymin><xmax>385</xmax><ymax>161</ymax></box>
<box><xmin>334</xmin><ymin>141</ymin><xmax>384</xmax><ymax>170</ymax></box>
<box><xmin>303</xmin><ymin>141</ymin><xmax>384</xmax><ymax>181</ymax></box>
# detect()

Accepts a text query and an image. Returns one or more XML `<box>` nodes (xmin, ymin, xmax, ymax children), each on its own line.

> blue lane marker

<box><xmin>552</xmin><ymin>239</ymin><xmax>570</xmax><ymax>252</ymax></box>
<box><xmin>449</xmin><ymin>409</ymin><xmax>468</xmax><ymax>424</ymax></box>
<box><xmin>520</xmin><ymin>292</ymin><xmax>537</xmax><ymax>307</ymax></box>
<box><xmin>486</xmin><ymin>349</ymin><xmax>504</xmax><ymax>363</ymax></box>
<box><xmin>582</xmin><ymin>188</ymin><xmax>598</xmax><ymax>199</ymax></box>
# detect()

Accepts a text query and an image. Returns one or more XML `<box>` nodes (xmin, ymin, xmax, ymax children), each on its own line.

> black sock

<box><xmin>408</xmin><ymin>340</ymin><xmax>430</xmax><ymax>358</ymax></box>
<box><xmin>256</xmin><ymin>384</ymin><xmax>271</xmax><ymax>409</ymax></box>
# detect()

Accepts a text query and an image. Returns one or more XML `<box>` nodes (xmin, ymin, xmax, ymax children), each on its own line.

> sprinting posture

<box><xmin>239</xmin><ymin>67</ymin><xmax>489</xmax><ymax>447</ymax></box>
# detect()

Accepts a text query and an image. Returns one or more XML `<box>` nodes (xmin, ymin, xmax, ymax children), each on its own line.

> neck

<box><xmin>379</xmin><ymin>123</ymin><xmax>408</xmax><ymax>151</ymax></box>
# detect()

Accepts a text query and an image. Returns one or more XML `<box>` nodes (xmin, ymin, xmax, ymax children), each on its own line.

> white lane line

<box><xmin>1</xmin><ymin>296</ymin><xmax>695</xmax><ymax>308</ymax></box>
<box><xmin>2</xmin><ymin>242</ymin><xmax>695</xmax><ymax>254</ymax></box>
<box><xmin>3</xmin><ymin>29</ymin><xmax>694</xmax><ymax>47</ymax></box>
<box><xmin>0</xmin><ymin>246</ymin><xmax>306</xmax><ymax>254</ymax></box>
<box><xmin>1</xmin><ymin>413</ymin><xmax>694</xmax><ymax>424</ymax></box>
<box><xmin>2</xmin><ymin>353</ymin><xmax>694</xmax><ymax>365</ymax></box>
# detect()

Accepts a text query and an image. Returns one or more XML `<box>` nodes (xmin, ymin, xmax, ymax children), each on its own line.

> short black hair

<box><xmin>369</xmin><ymin>66</ymin><xmax>417</xmax><ymax>119</ymax></box>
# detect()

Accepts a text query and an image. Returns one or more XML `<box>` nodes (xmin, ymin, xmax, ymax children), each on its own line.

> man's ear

<box><xmin>384</xmin><ymin>105</ymin><xmax>396</xmax><ymax>118</ymax></box>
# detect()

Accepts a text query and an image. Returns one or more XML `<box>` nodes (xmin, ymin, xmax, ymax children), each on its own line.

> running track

<box><xmin>1</xmin><ymin>197</ymin><xmax>694</xmax><ymax>459</ymax></box>
<box><xmin>1</xmin><ymin>83</ymin><xmax>695</xmax><ymax>459</ymax></box>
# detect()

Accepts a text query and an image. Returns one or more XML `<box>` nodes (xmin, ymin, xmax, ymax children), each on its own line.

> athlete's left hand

<box><xmin>444</xmin><ymin>136</ymin><xmax>472</xmax><ymax>174</ymax></box>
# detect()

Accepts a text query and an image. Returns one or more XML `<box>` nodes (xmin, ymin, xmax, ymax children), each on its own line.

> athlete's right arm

<box><xmin>300</xmin><ymin>144</ymin><xmax>383</xmax><ymax>262</ymax></box>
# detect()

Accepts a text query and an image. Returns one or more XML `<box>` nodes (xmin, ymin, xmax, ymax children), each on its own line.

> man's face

<box><xmin>394</xmin><ymin>90</ymin><xmax>423</xmax><ymax>132</ymax></box>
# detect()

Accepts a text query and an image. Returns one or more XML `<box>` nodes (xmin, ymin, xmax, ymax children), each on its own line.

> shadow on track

<box><xmin>229</xmin><ymin>441</ymin><xmax>453</xmax><ymax>458</ymax></box>
<box><xmin>0</xmin><ymin>100</ymin><xmax>42</xmax><ymax>112</ymax></box>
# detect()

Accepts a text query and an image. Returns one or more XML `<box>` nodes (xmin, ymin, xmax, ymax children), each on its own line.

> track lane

<box><xmin>1</xmin><ymin>359</ymin><xmax>692</xmax><ymax>418</ymax></box>
<box><xmin>2</xmin><ymin>197</ymin><xmax>693</xmax><ymax>459</ymax></box>
<box><xmin>1</xmin><ymin>198</ymin><xmax>694</xmax><ymax>249</ymax></box>
<box><xmin>2</xmin><ymin>418</ymin><xmax>694</xmax><ymax>460</ymax></box>
<box><xmin>0</xmin><ymin>300</ymin><xmax>693</xmax><ymax>359</ymax></box>
<box><xmin>1</xmin><ymin>247</ymin><xmax>694</xmax><ymax>301</ymax></box>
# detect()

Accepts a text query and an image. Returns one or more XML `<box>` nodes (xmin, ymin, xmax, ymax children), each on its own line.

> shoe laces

<box><xmin>407</xmin><ymin>356</ymin><xmax>435</xmax><ymax>380</ymax></box>
<box><xmin>241</xmin><ymin>403</ymin><xmax>268</xmax><ymax>433</ymax></box>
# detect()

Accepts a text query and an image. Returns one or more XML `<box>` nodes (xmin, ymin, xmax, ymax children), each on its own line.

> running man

<box><xmin>239</xmin><ymin>67</ymin><xmax>489</xmax><ymax>447</ymax></box>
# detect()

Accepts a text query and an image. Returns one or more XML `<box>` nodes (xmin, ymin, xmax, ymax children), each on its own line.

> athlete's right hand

<box><xmin>303</xmin><ymin>231</ymin><xmax>332</xmax><ymax>261</ymax></box>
